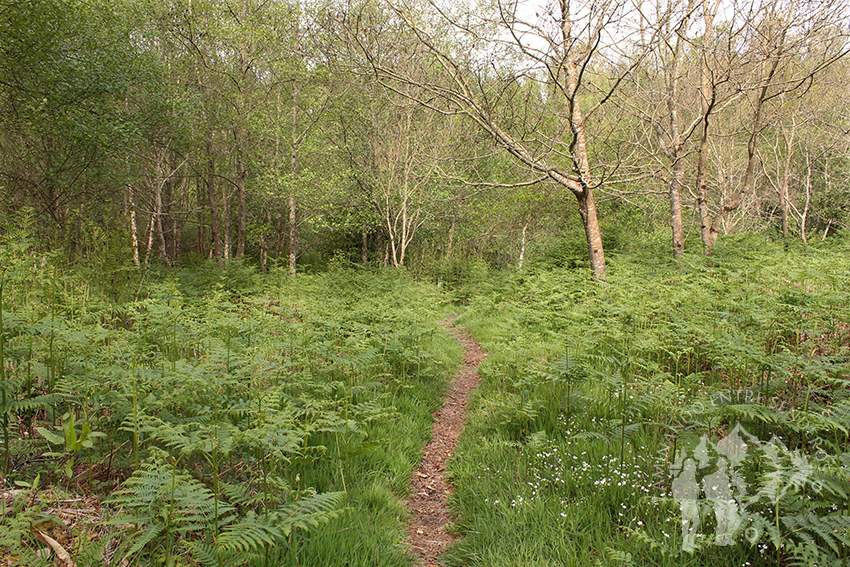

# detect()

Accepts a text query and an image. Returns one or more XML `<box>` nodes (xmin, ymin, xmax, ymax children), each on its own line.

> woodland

<box><xmin>1</xmin><ymin>0</ymin><xmax>849</xmax><ymax>566</ymax></box>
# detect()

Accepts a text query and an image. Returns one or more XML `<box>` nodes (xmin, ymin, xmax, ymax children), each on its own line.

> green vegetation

<box><xmin>446</xmin><ymin>234</ymin><xmax>850</xmax><ymax>567</ymax></box>
<box><xmin>1</xmin><ymin>232</ymin><xmax>848</xmax><ymax>566</ymax></box>
<box><xmin>0</xmin><ymin>239</ymin><xmax>460</xmax><ymax>566</ymax></box>
<box><xmin>2</xmin><ymin>1</ymin><xmax>849</xmax><ymax>564</ymax></box>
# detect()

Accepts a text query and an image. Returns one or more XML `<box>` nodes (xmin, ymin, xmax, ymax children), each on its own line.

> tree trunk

<box><xmin>274</xmin><ymin>209</ymin><xmax>283</xmax><ymax>260</ymax></box>
<box><xmin>172</xmin><ymin>174</ymin><xmax>187</xmax><ymax>263</ymax></box>
<box><xmin>778</xmin><ymin>122</ymin><xmax>796</xmax><ymax>238</ymax></box>
<box><xmin>706</xmin><ymin>18</ymin><xmax>786</xmax><ymax>249</ymax></box>
<box><xmin>362</xmin><ymin>225</ymin><xmax>368</xmax><ymax>264</ymax></box>
<box><xmin>261</xmin><ymin>208</ymin><xmax>272</xmax><ymax>272</ymax></box>
<box><xmin>446</xmin><ymin>215</ymin><xmax>455</xmax><ymax>262</ymax></box>
<box><xmin>707</xmin><ymin>109</ymin><xmax>763</xmax><ymax>248</ymax></box>
<box><xmin>196</xmin><ymin>177</ymin><xmax>207</xmax><ymax>258</ymax></box>
<box><xmin>518</xmin><ymin>215</ymin><xmax>529</xmax><ymax>270</ymax></box>
<box><xmin>144</xmin><ymin>198</ymin><xmax>155</xmax><ymax>266</ymax></box>
<box><xmin>696</xmin><ymin>121</ymin><xmax>713</xmax><ymax>250</ymax></box>
<box><xmin>223</xmin><ymin>183</ymin><xmax>231</xmax><ymax>260</ymax></box>
<box><xmin>578</xmin><ymin>190</ymin><xmax>606</xmax><ymax>280</ymax></box>
<box><xmin>235</xmin><ymin>0</ymin><xmax>249</xmax><ymax>259</ymax></box>
<box><xmin>670</xmin><ymin>159</ymin><xmax>686</xmax><ymax>258</ymax></box>
<box><xmin>561</xmin><ymin>0</ymin><xmax>606</xmax><ymax>281</ymax></box>
<box><xmin>288</xmin><ymin>192</ymin><xmax>296</xmax><ymax>275</ymax></box>
<box><xmin>128</xmin><ymin>185</ymin><xmax>140</xmax><ymax>267</ymax></box>
<box><xmin>155</xmin><ymin>177</ymin><xmax>170</xmax><ymax>266</ymax></box>
<box><xmin>801</xmin><ymin>153</ymin><xmax>812</xmax><ymax>245</ymax></box>
<box><xmin>288</xmin><ymin>83</ymin><xmax>299</xmax><ymax>276</ymax></box>
<box><xmin>207</xmin><ymin>148</ymin><xmax>223</xmax><ymax>259</ymax></box>
<box><xmin>660</xmin><ymin>2</ymin><xmax>690</xmax><ymax>259</ymax></box>
<box><xmin>696</xmin><ymin>0</ymin><xmax>718</xmax><ymax>252</ymax></box>
<box><xmin>235</xmin><ymin>154</ymin><xmax>247</xmax><ymax>257</ymax></box>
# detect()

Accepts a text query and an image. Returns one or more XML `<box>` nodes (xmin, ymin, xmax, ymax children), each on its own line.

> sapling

<box><xmin>1</xmin><ymin>270</ymin><xmax>8</xmax><ymax>479</ymax></box>
<box><xmin>37</xmin><ymin>411</ymin><xmax>105</xmax><ymax>485</ymax></box>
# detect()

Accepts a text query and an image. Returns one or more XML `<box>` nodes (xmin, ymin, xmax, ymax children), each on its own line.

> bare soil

<box><xmin>405</xmin><ymin>320</ymin><xmax>486</xmax><ymax>566</ymax></box>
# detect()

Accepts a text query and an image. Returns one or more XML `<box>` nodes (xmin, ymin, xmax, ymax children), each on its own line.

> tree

<box><xmin>627</xmin><ymin>0</ymin><xmax>724</xmax><ymax>258</ymax></box>
<box><xmin>697</xmin><ymin>0</ymin><xmax>848</xmax><ymax>250</ymax></box>
<box><xmin>339</xmin><ymin>0</ymin><xmax>660</xmax><ymax>280</ymax></box>
<box><xmin>0</xmin><ymin>0</ymin><xmax>159</xmax><ymax>260</ymax></box>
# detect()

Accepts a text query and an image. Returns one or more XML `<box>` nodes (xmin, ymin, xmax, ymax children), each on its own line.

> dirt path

<box><xmin>405</xmin><ymin>320</ymin><xmax>487</xmax><ymax>567</ymax></box>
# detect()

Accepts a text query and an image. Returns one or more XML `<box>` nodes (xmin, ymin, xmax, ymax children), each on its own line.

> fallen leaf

<box><xmin>33</xmin><ymin>530</ymin><xmax>76</xmax><ymax>567</ymax></box>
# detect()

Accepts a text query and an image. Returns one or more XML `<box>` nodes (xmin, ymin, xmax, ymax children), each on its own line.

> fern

<box><xmin>108</xmin><ymin>462</ymin><xmax>225</xmax><ymax>561</ymax></box>
<box><xmin>7</xmin><ymin>393</ymin><xmax>59</xmax><ymax>413</ymax></box>
<box><xmin>123</xmin><ymin>522</ymin><xmax>165</xmax><ymax>558</ymax></box>
<box><xmin>603</xmin><ymin>548</ymin><xmax>636</xmax><ymax>566</ymax></box>
<box><xmin>215</xmin><ymin>512</ymin><xmax>283</xmax><ymax>553</ymax></box>
<box><xmin>787</xmin><ymin>541</ymin><xmax>846</xmax><ymax>567</ymax></box>
<box><xmin>722</xmin><ymin>402</ymin><xmax>785</xmax><ymax>426</ymax></box>
<box><xmin>782</xmin><ymin>512</ymin><xmax>850</xmax><ymax>557</ymax></box>
<box><xmin>276</xmin><ymin>490</ymin><xmax>345</xmax><ymax>536</ymax></box>
<box><xmin>108</xmin><ymin>462</ymin><xmax>344</xmax><ymax>565</ymax></box>
<box><xmin>183</xmin><ymin>541</ymin><xmax>257</xmax><ymax>567</ymax></box>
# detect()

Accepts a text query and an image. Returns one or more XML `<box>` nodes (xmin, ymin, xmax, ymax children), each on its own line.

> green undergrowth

<box><xmin>446</xmin><ymin>234</ymin><xmax>850</xmax><ymax>567</ymax></box>
<box><xmin>0</xmin><ymin>255</ymin><xmax>461</xmax><ymax>567</ymax></box>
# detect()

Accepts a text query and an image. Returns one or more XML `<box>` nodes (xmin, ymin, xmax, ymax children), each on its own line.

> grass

<box><xmin>446</xmin><ymin>233</ymin><xmax>850</xmax><ymax>567</ymax></box>
<box><xmin>1</xmin><ymin>232</ymin><xmax>848</xmax><ymax>566</ymax></box>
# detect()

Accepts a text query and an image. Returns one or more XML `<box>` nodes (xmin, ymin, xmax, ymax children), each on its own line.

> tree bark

<box><xmin>235</xmin><ymin>0</ymin><xmax>249</xmax><ymax>258</ymax></box>
<box><xmin>143</xmin><ymin>194</ymin><xmax>155</xmax><ymax>266</ymax></box>
<box><xmin>578</xmin><ymin>189</ymin><xmax>605</xmax><ymax>279</ymax></box>
<box><xmin>659</xmin><ymin>4</ymin><xmax>691</xmax><ymax>259</ymax></box>
<box><xmin>172</xmin><ymin>173</ymin><xmax>188</xmax><ymax>263</ymax></box>
<box><xmin>446</xmin><ymin>215</ymin><xmax>455</xmax><ymax>262</ymax></box>
<box><xmin>288</xmin><ymin>192</ymin><xmax>296</xmax><ymax>275</ymax></box>
<box><xmin>801</xmin><ymin>152</ymin><xmax>812</xmax><ymax>244</ymax></box>
<box><xmin>670</xmin><ymin>159</ymin><xmax>686</xmax><ymax>258</ymax></box>
<box><xmin>235</xmin><ymin>154</ymin><xmax>247</xmax><ymax>257</ymax></box>
<box><xmin>155</xmin><ymin>176</ymin><xmax>169</xmax><ymax>266</ymax></box>
<box><xmin>706</xmin><ymin>14</ymin><xmax>787</xmax><ymax>249</ymax></box>
<box><xmin>288</xmin><ymin>83</ymin><xmax>299</xmax><ymax>276</ymax></box>
<box><xmin>127</xmin><ymin>185</ymin><xmax>140</xmax><ymax>267</ymax></box>
<box><xmin>196</xmin><ymin>176</ymin><xmax>207</xmax><ymax>258</ymax></box>
<box><xmin>695</xmin><ymin>0</ymin><xmax>718</xmax><ymax>252</ymax></box>
<box><xmin>778</xmin><ymin>122</ymin><xmax>796</xmax><ymax>238</ymax></box>
<box><xmin>223</xmin><ymin>182</ymin><xmax>231</xmax><ymax>260</ymax></box>
<box><xmin>561</xmin><ymin>0</ymin><xmax>606</xmax><ymax>281</ymax></box>
<box><xmin>518</xmin><ymin>215</ymin><xmax>529</xmax><ymax>270</ymax></box>
<box><xmin>207</xmin><ymin>146</ymin><xmax>224</xmax><ymax>260</ymax></box>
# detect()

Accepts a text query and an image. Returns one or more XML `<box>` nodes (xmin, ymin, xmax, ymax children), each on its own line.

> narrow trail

<box><xmin>405</xmin><ymin>319</ymin><xmax>487</xmax><ymax>567</ymax></box>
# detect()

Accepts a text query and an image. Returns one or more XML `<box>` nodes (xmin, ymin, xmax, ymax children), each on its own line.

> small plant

<box><xmin>37</xmin><ymin>411</ymin><xmax>105</xmax><ymax>480</ymax></box>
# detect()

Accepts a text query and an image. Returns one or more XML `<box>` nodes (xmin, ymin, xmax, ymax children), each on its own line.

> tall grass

<box><xmin>447</xmin><ymin>233</ymin><xmax>850</xmax><ymax>567</ymax></box>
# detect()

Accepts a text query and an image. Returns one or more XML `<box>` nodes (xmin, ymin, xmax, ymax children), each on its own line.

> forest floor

<box><xmin>405</xmin><ymin>318</ymin><xmax>487</xmax><ymax>566</ymax></box>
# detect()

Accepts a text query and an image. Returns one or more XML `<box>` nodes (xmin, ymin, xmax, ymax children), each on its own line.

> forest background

<box><xmin>1</xmin><ymin>0</ymin><xmax>848</xmax><ymax>275</ymax></box>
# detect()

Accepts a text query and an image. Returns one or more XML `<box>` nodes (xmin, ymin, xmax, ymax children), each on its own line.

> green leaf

<box><xmin>36</xmin><ymin>427</ymin><xmax>65</xmax><ymax>446</ymax></box>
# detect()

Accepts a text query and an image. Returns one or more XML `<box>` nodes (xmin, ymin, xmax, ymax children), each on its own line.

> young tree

<box><xmin>627</xmin><ymin>0</ymin><xmax>724</xmax><ymax>258</ymax></box>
